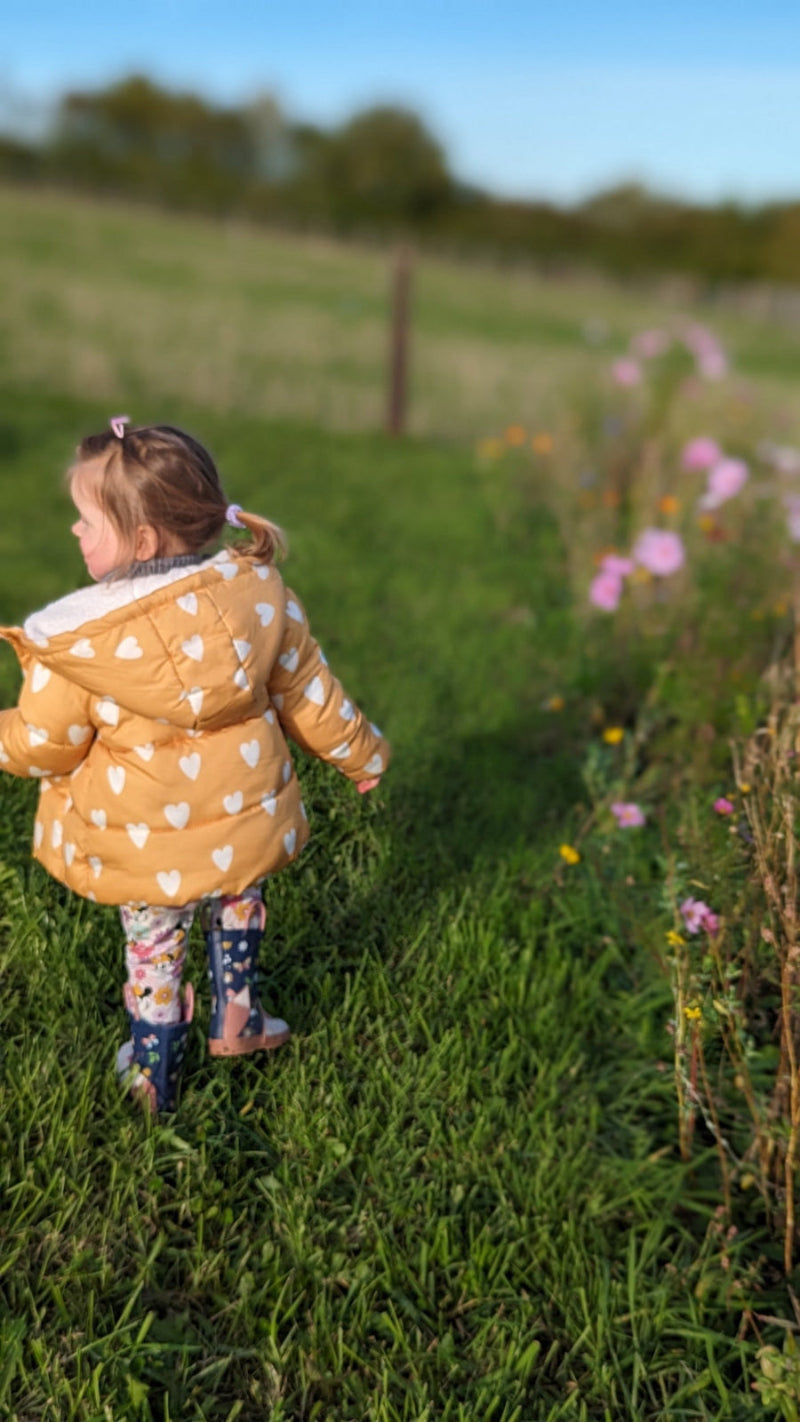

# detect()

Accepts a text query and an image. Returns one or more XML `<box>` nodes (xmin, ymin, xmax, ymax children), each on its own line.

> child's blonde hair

<box><xmin>71</xmin><ymin>422</ymin><xmax>287</xmax><ymax>578</ymax></box>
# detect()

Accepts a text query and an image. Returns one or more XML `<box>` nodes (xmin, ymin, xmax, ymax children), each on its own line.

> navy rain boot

<box><xmin>206</xmin><ymin>903</ymin><xmax>289</xmax><ymax>1057</ymax></box>
<box><xmin>116</xmin><ymin>983</ymin><xmax>195</xmax><ymax>1113</ymax></box>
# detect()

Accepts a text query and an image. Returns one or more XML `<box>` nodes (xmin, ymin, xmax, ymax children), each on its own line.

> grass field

<box><xmin>1</xmin><ymin>184</ymin><xmax>800</xmax><ymax>1420</ymax></box>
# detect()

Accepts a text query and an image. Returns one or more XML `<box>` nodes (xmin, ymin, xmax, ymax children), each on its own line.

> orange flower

<box><xmin>531</xmin><ymin>432</ymin><xmax>554</xmax><ymax>455</ymax></box>
<box><xmin>658</xmin><ymin>495</ymin><xmax>681</xmax><ymax>515</ymax></box>
<box><xmin>602</xmin><ymin>488</ymin><xmax>621</xmax><ymax>508</ymax></box>
<box><xmin>504</xmin><ymin>424</ymin><xmax>526</xmax><ymax>447</ymax></box>
<box><xmin>603</xmin><ymin>726</ymin><xmax>624</xmax><ymax>744</ymax></box>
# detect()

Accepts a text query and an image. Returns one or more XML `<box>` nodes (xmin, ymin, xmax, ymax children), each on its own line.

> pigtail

<box><xmin>228</xmin><ymin>509</ymin><xmax>288</xmax><ymax>566</ymax></box>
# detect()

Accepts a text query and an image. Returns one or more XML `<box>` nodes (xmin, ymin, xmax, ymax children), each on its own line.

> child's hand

<box><xmin>356</xmin><ymin>777</ymin><xmax>381</xmax><ymax>794</ymax></box>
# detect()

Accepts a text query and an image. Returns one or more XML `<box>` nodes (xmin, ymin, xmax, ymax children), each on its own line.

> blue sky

<box><xmin>3</xmin><ymin>1</ymin><xmax>800</xmax><ymax>205</ymax></box>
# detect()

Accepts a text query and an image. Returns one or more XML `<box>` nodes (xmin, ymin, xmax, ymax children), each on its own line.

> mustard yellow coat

<box><xmin>0</xmin><ymin>551</ymin><xmax>389</xmax><ymax>906</ymax></box>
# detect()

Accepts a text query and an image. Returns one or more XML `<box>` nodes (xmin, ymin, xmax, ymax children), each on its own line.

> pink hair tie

<box><xmin>226</xmin><ymin>503</ymin><xmax>246</xmax><ymax>528</ymax></box>
<box><xmin>109</xmin><ymin>414</ymin><xmax>130</xmax><ymax>439</ymax></box>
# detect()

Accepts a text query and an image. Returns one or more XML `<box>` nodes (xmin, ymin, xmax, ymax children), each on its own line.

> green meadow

<box><xmin>2</xmin><ymin>183</ymin><xmax>800</xmax><ymax>1420</ymax></box>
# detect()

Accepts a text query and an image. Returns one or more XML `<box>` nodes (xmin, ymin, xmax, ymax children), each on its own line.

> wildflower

<box><xmin>698</xmin><ymin>350</ymin><xmax>728</xmax><ymax>380</ymax></box>
<box><xmin>610</xmin><ymin>801</ymin><xmax>646</xmax><ymax>827</ymax></box>
<box><xmin>559</xmin><ymin>844</ymin><xmax>581</xmax><ymax>865</ymax></box>
<box><xmin>684</xmin><ymin>1005</ymin><xmax>703</xmax><ymax>1021</ymax></box>
<box><xmin>632</xmin><ymin>329</ymin><xmax>669</xmax><ymax>359</ymax></box>
<box><xmin>612</xmin><ymin>358</ymin><xmax>642</xmax><ymax>387</ymax></box>
<box><xmin>658</xmin><ymin>495</ymin><xmax>681</xmax><ymax>515</ymax></box>
<box><xmin>504</xmin><ymin>424</ymin><xmax>526</xmax><ymax>446</ymax></box>
<box><xmin>714</xmin><ymin>797</ymin><xmax>735</xmax><ymax>815</ymax></box>
<box><xmin>783</xmin><ymin>494</ymin><xmax>800</xmax><ymax>543</ymax></box>
<box><xmin>739</xmin><ymin>782</ymin><xmax>751</xmax><ymax>794</ymax></box>
<box><xmin>603</xmin><ymin>726</ymin><xmax>625</xmax><ymax>744</ymax></box>
<box><xmin>666</xmin><ymin>930</ymin><xmax>685</xmax><ymax>947</ymax></box>
<box><xmin>682</xmin><ymin>436</ymin><xmax>722</xmax><ymax>471</ymax></box>
<box><xmin>545</xmin><ymin>694</ymin><xmax>565</xmax><ymax>712</ymax></box>
<box><xmin>476</xmin><ymin>437</ymin><xmax>503</xmax><ymax>460</ymax></box>
<box><xmin>589</xmin><ymin>571</ymin><xmax>623</xmax><ymax>612</ymax></box>
<box><xmin>699</xmin><ymin>458</ymin><xmax>748</xmax><ymax>510</ymax></box>
<box><xmin>773</xmin><ymin>599</ymin><xmax>789</xmax><ymax>616</ymax></box>
<box><xmin>632</xmin><ymin>528</ymin><xmax>686</xmax><ymax>577</ymax></box>
<box><xmin>531</xmin><ymin>432</ymin><xmax>553</xmax><ymax>455</ymax></box>
<box><xmin>680</xmin><ymin>897</ymin><xmax>719</xmax><ymax>936</ymax></box>
<box><xmin>599</xmin><ymin>553</ymin><xmax>634</xmax><ymax>578</ymax></box>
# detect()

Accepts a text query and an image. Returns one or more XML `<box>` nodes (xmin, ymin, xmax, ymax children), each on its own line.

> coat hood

<box><xmin>20</xmin><ymin>550</ymin><xmax>284</xmax><ymax>733</ymax></box>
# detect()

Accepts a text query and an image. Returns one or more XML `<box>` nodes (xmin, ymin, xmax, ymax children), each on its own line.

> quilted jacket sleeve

<box><xmin>266</xmin><ymin>588</ymin><xmax>389</xmax><ymax>783</ymax></box>
<box><xmin>0</xmin><ymin>637</ymin><xmax>95</xmax><ymax>778</ymax></box>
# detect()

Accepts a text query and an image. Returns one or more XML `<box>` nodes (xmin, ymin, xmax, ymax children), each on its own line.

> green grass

<box><xmin>1</xmin><ymin>189</ymin><xmax>798</xmax><ymax>1418</ymax></box>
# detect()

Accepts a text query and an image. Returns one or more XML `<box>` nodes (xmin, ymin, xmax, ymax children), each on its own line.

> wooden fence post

<box><xmin>386</xmin><ymin>245</ymin><xmax>412</xmax><ymax>436</ymax></box>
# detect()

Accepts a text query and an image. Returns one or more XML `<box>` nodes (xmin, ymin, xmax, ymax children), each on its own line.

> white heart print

<box><xmin>212</xmin><ymin>845</ymin><xmax>234</xmax><ymax>872</ymax></box>
<box><xmin>283</xmin><ymin>829</ymin><xmax>297</xmax><ymax>856</ymax></box>
<box><xmin>115</xmin><ymin>636</ymin><xmax>143</xmax><ymax>660</ymax></box>
<box><xmin>286</xmin><ymin>600</ymin><xmax>303</xmax><ymax>623</ymax></box>
<box><xmin>255</xmin><ymin>603</ymin><xmax>275</xmax><ymax>627</ymax></box>
<box><xmin>70</xmin><ymin>639</ymin><xmax>95</xmax><ymax>659</ymax></box>
<box><xmin>90</xmin><ymin>809</ymin><xmax>107</xmax><ymax>830</ymax></box>
<box><xmin>240</xmin><ymin>740</ymin><xmax>260</xmax><ymax>768</ymax></box>
<box><xmin>27</xmin><ymin>725</ymin><xmax>48</xmax><ymax>748</ymax></box>
<box><xmin>164</xmin><ymin>802</ymin><xmax>190</xmax><ymax>829</ymax></box>
<box><xmin>261</xmin><ymin>794</ymin><xmax>277</xmax><ymax>816</ymax></box>
<box><xmin>177</xmin><ymin>592</ymin><xmax>198</xmax><ymax>615</ymax></box>
<box><xmin>107</xmin><ymin>766</ymin><xmax>126</xmax><ymax>795</ymax></box>
<box><xmin>31</xmin><ymin>663</ymin><xmax>51</xmax><ymax>693</ymax></box>
<box><xmin>127</xmin><ymin>823</ymin><xmax>150</xmax><ymax>849</ymax></box>
<box><xmin>51</xmin><ymin>820</ymin><xmax>63</xmax><ymax>849</ymax></box>
<box><xmin>68</xmin><ymin>724</ymin><xmax>91</xmax><ymax>746</ymax></box>
<box><xmin>304</xmin><ymin>676</ymin><xmax>325</xmax><ymax>706</ymax></box>
<box><xmin>64</xmin><ymin>843</ymin><xmax>76</xmax><ymax>867</ymax></box>
<box><xmin>97</xmin><ymin>697</ymin><xmax>120</xmax><ymax>727</ymax></box>
<box><xmin>182</xmin><ymin>635</ymin><xmax>204</xmax><ymax>662</ymax></box>
<box><xmin>179</xmin><ymin>753</ymin><xmax>201</xmax><ymax>781</ymax></box>
<box><xmin>134</xmin><ymin>743</ymin><xmax>154</xmax><ymax>762</ymax></box>
<box><xmin>157</xmin><ymin>870</ymin><xmax>181</xmax><ymax>898</ymax></box>
<box><xmin>279</xmin><ymin>647</ymin><xmax>299</xmax><ymax>674</ymax></box>
<box><xmin>224</xmin><ymin>791</ymin><xmax>243</xmax><ymax>814</ymax></box>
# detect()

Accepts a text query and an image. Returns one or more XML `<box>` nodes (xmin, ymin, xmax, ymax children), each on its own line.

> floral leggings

<box><xmin>121</xmin><ymin>886</ymin><xmax>264</xmax><ymax>1025</ymax></box>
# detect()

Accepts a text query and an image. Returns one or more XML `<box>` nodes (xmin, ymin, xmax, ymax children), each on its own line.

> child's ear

<box><xmin>134</xmin><ymin>524</ymin><xmax>160</xmax><ymax>562</ymax></box>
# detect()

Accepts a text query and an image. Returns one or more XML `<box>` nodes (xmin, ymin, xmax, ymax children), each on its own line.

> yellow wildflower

<box><xmin>476</xmin><ymin>437</ymin><xmax>503</xmax><ymax>460</ymax></box>
<box><xmin>739</xmin><ymin>782</ymin><xmax>751</xmax><ymax>794</ymax></box>
<box><xmin>684</xmin><ymin>1005</ymin><xmax>702</xmax><ymax>1021</ymax></box>
<box><xmin>697</xmin><ymin>513</ymin><xmax>716</xmax><ymax>533</ymax></box>
<box><xmin>666</xmin><ymin>930</ymin><xmax>685</xmax><ymax>947</ymax></box>
<box><xmin>603</xmin><ymin>726</ymin><xmax>624</xmax><ymax>745</ymax></box>
<box><xmin>559</xmin><ymin>844</ymin><xmax>581</xmax><ymax>865</ymax></box>
<box><xmin>631</xmin><ymin>565</ymin><xmax>653</xmax><ymax>584</ymax></box>
<box><xmin>545</xmin><ymin>694</ymin><xmax>565</xmax><ymax>712</ymax></box>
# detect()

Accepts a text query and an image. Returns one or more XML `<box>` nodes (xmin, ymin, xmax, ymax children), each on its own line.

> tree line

<box><xmin>2</xmin><ymin>74</ymin><xmax>799</xmax><ymax>286</ymax></box>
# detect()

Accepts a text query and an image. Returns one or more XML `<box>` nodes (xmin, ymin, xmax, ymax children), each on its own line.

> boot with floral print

<box><xmin>116</xmin><ymin>982</ymin><xmax>195</xmax><ymax>1113</ymax></box>
<box><xmin>205</xmin><ymin>901</ymin><xmax>289</xmax><ymax>1057</ymax></box>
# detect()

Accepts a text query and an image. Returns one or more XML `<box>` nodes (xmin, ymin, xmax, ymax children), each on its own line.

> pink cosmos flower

<box><xmin>713</xmin><ymin>797</ymin><xmax>734</xmax><ymax>815</ymax></box>
<box><xmin>611</xmin><ymin>358</ymin><xmax>642</xmax><ymax>387</ymax></box>
<box><xmin>632</xmin><ymin>528</ymin><xmax>686</xmax><ymax>577</ymax></box>
<box><xmin>698</xmin><ymin>350</ymin><xmax>728</xmax><ymax>381</ymax></box>
<box><xmin>699</xmin><ymin>458</ymin><xmax>748</xmax><ymax>510</ymax></box>
<box><xmin>589</xmin><ymin>571</ymin><xmax>623</xmax><ymax>612</ymax></box>
<box><xmin>784</xmin><ymin>494</ymin><xmax>800</xmax><ymax>543</ymax></box>
<box><xmin>610</xmin><ymin>801</ymin><xmax>646</xmax><ymax>828</ymax></box>
<box><xmin>680</xmin><ymin>897</ymin><xmax>719</xmax><ymax>936</ymax></box>
<box><xmin>682</xmin><ymin>436</ymin><xmax>722</xmax><ymax>471</ymax></box>
<box><xmin>632</xmin><ymin>329</ymin><xmax>669</xmax><ymax>359</ymax></box>
<box><xmin>600</xmin><ymin>553</ymin><xmax>635</xmax><ymax>578</ymax></box>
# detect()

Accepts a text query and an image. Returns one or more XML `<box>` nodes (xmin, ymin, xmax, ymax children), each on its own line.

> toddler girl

<box><xmin>0</xmin><ymin>418</ymin><xmax>389</xmax><ymax>1112</ymax></box>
